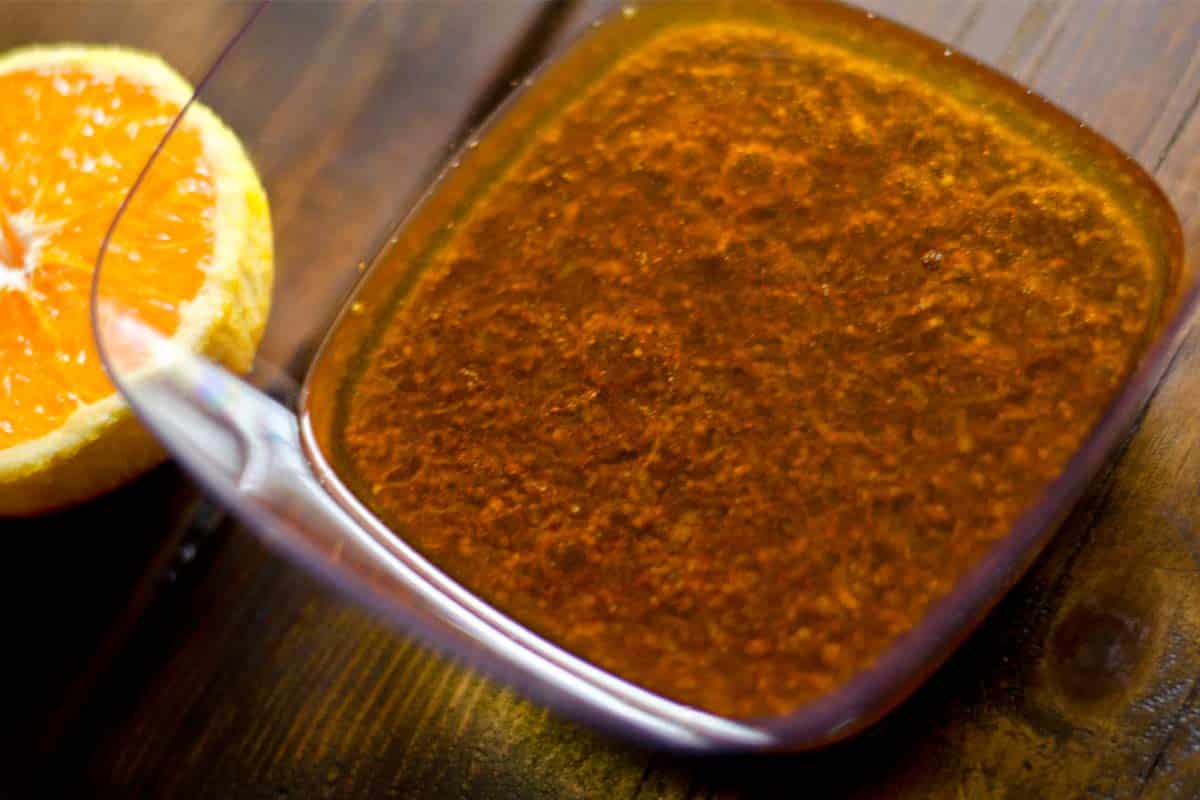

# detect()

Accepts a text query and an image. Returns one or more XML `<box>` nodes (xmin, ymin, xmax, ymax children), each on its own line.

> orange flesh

<box><xmin>0</xmin><ymin>65</ymin><xmax>214</xmax><ymax>447</ymax></box>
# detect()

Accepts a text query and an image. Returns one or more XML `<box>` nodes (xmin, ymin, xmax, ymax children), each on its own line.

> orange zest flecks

<box><xmin>328</xmin><ymin>21</ymin><xmax>1165</xmax><ymax>718</ymax></box>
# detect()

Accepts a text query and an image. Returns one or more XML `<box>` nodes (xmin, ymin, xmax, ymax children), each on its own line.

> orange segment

<box><xmin>0</xmin><ymin>65</ymin><xmax>213</xmax><ymax>447</ymax></box>
<box><xmin>0</xmin><ymin>293</ymin><xmax>80</xmax><ymax>435</ymax></box>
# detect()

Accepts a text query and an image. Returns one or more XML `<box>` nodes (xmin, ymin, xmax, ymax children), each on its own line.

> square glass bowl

<box><xmin>93</xmin><ymin>0</ymin><xmax>1195</xmax><ymax>750</ymax></box>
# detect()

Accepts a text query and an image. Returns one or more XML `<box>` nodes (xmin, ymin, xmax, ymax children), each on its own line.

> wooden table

<box><xmin>8</xmin><ymin>1</ymin><xmax>1200</xmax><ymax>796</ymax></box>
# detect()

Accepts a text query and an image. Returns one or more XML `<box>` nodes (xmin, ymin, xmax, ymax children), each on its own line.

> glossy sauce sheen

<box><xmin>315</xmin><ymin>8</ymin><xmax>1168</xmax><ymax>718</ymax></box>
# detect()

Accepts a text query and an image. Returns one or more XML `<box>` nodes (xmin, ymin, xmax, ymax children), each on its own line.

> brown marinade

<box><xmin>326</xmin><ymin>13</ymin><xmax>1162</xmax><ymax>718</ymax></box>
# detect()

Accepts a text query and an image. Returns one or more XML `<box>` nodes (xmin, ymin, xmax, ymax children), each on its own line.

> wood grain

<box><xmin>10</xmin><ymin>2</ymin><xmax>1200</xmax><ymax>798</ymax></box>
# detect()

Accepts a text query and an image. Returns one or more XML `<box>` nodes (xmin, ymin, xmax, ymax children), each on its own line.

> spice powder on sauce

<box><xmin>335</xmin><ymin>23</ymin><xmax>1158</xmax><ymax>718</ymax></box>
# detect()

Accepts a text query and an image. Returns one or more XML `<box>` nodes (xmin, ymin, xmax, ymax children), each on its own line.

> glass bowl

<box><xmin>92</xmin><ymin>0</ymin><xmax>1196</xmax><ymax>751</ymax></box>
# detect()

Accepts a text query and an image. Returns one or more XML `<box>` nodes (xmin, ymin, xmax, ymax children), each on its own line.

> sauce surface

<box><xmin>322</xmin><ymin>14</ymin><xmax>1162</xmax><ymax>718</ymax></box>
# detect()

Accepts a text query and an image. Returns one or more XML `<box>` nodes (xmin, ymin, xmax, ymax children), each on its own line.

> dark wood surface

<box><xmin>8</xmin><ymin>1</ymin><xmax>1200</xmax><ymax>797</ymax></box>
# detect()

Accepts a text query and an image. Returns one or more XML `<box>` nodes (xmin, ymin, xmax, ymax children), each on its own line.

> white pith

<box><xmin>0</xmin><ymin>209</ymin><xmax>61</xmax><ymax>293</ymax></box>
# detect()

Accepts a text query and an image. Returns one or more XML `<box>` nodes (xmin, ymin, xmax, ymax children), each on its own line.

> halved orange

<box><xmin>0</xmin><ymin>46</ymin><xmax>273</xmax><ymax>514</ymax></box>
